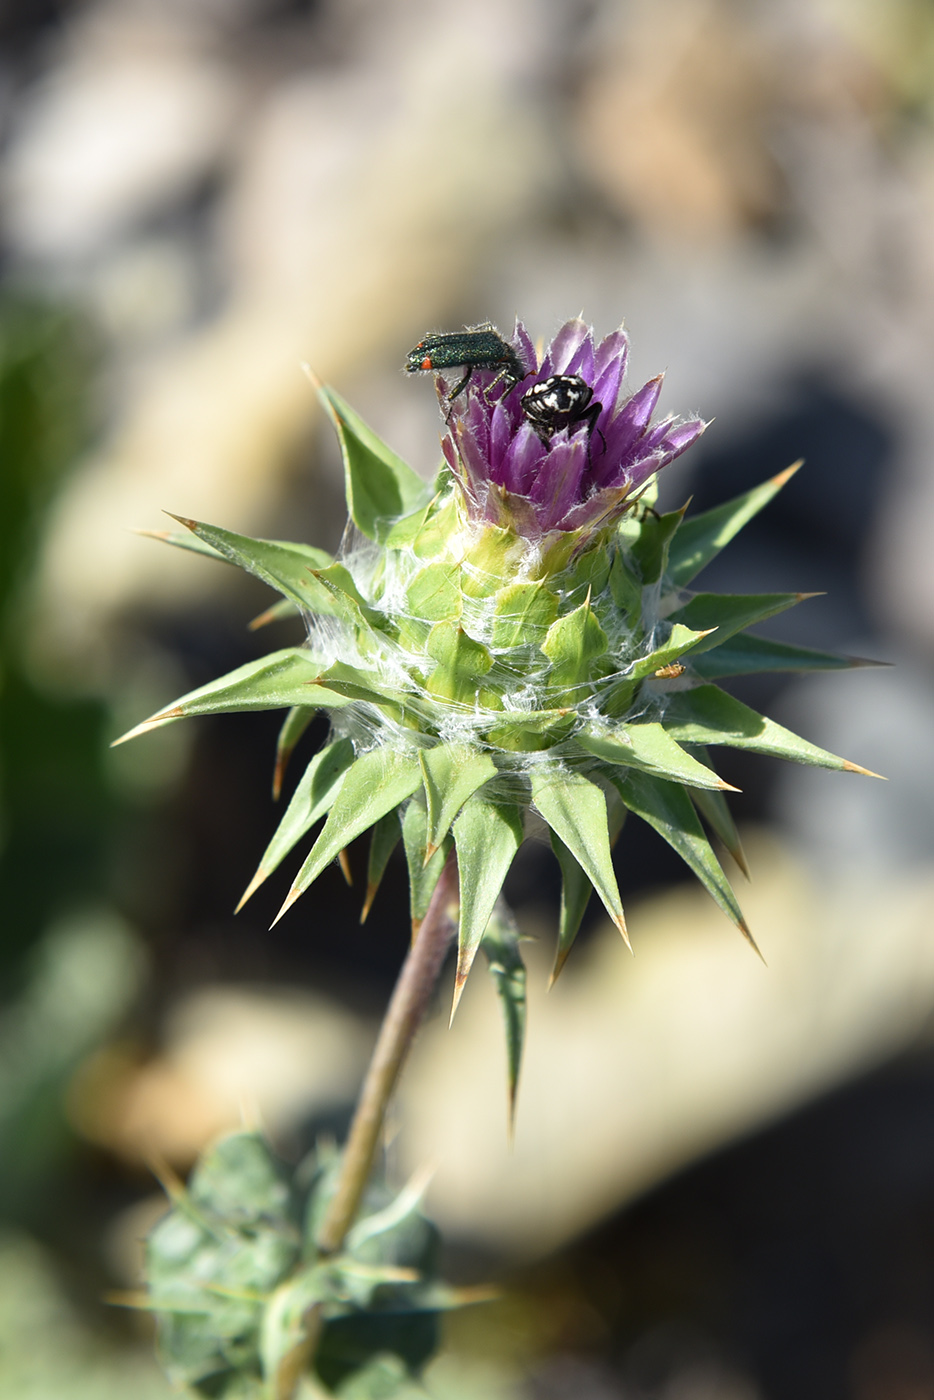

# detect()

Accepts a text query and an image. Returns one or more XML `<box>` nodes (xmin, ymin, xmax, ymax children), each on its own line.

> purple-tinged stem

<box><xmin>315</xmin><ymin>850</ymin><xmax>459</xmax><ymax>1255</ymax></box>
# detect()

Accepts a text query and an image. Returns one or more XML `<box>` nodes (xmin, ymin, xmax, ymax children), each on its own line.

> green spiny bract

<box><xmin>143</xmin><ymin>1130</ymin><xmax>471</xmax><ymax>1399</ymax></box>
<box><xmin>121</xmin><ymin>319</ymin><xmax>879</xmax><ymax>1110</ymax></box>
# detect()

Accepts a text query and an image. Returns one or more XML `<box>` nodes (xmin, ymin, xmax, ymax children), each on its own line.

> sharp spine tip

<box><xmin>360</xmin><ymin>883</ymin><xmax>377</xmax><ymax>924</ymax></box>
<box><xmin>731</xmin><ymin>846</ymin><xmax>752</xmax><ymax>880</ymax></box>
<box><xmin>234</xmin><ymin>873</ymin><xmax>264</xmax><ymax>915</ymax></box>
<box><xmin>449</xmin><ymin>973</ymin><xmax>468</xmax><ymax>1026</ymax></box>
<box><xmin>773</xmin><ymin>459</ymin><xmax>803</xmax><ymax>486</ymax></box>
<box><xmin>844</xmin><ymin>761</ymin><xmax>886</xmax><ymax>779</ymax></box>
<box><xmin>741</xmin><ymin>922</ymin><xmax>767</xmax><ymax>965</ymax></box>
<box><xmin>271</xmin><ymin>891</ymin><xmax>297</xmax><ymax>927</ymax></box>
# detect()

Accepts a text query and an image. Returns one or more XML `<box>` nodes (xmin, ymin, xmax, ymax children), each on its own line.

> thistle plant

<box><xmin>122</xmin><ymin>318</ymin><xmax>877</xmax><ymax>1398</ymax></box>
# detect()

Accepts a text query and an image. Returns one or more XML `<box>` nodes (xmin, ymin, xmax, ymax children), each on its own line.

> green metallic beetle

<box><xmin>405</xmin><ymin>323</ymin><xmax>526</xmax><ymax>401</ymax></box>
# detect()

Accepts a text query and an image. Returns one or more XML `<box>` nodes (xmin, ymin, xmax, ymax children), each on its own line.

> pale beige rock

<box><xmin>397</xmin><ymin>835</ymin><xmax>934</xmax><ymax>1255</ymax></box>
<box><xmin>68</xmin><ymin>985</ymin><xmax>374</xmax><ymax>1164</ymax></box>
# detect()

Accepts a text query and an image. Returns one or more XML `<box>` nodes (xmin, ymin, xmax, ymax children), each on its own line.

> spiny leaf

<box><xmin>529</xmin><ymin>767</ymin><xmax>628</xmax><ymax>945</ymax></box>
<box><xmin>667</xmin><ymin>461</ymin><xmax>802</xmax><ymax>587</ymax></box>
<box><xmin>608</xmin><ymin>549</ymin><xmax>642</xmax><ymax>617</ymax></box>
<box><xmin>306</xmin><ymin>560</ymin><xmax>384</xmax><ymax>629</ymax></box>
<box><xmin>402</xmin><ymin>796</ymin><xmax>453</xmax><ymax>932</ymax></box>
<box><xmin>361</xmin><ymin>809</ymin><xmax>401</xmax><ymax>923</ymax></box>
<box><xmin>134</xmin><ymin>527</ymin><xmax>228</xmax><ymax>561</ymax></box>
<box><xmin>577</xmin><ymin>720</ymin><xmax>737</xmax><ymax>791</ymax></box>
<box><xmin>549</xmin><ymin>832</ymin><xmax>592</xmax><ymax>987</ymax></box>
<box><xmin>490</xmin><ymin>581</ymin><xmax>559</xmax><ymax>648</ymax></box>
<box><xmin>680</xmin><ymin>743</ymin><xmax>748</xmax><ymax>876</ymax></box>
<box><xmin>419</xmin><ymin>741</ymin><xmax>497</xmax><ymax>855</ymax></box>
<box><xmin>541</xmin><ymin>595</ymin><xmax>609</xmax><ymax>699</ymax></box>
<box><xmin>312</xmin><ymin>659</ymin><xmax>428</xmax><ymax>726</ymax></box>
<box><xmin>612</xmin><ymin>770</ymin><xmax>758</xmax><ymax>953</ymax></box>
<box><xmin>425</xmin><ymin>622</ymin><xmax>493</xmax><ymax>703</ymax></box>
<box><xmin>666</xmin><ymin>592</ymin><xmax>818</xmax><ymax>655</ymax></box>
<box><xmin>482</xmin><ymin>707</ymin><xmax>575</xmax><ymax>752</ymax></box>
<box><xmin>316</xmin><ymin>382</ymin><xmax>432</xmax><ymax>544</ymax></box>
<box><xmin>628</xmin><ymin>623</ymin><xmax>716</xmax><ymax>681</ymax></box>
<box><xmin>405</xmin><ymin>562</ymin><xmax>463</xmax><ymax>622</ymax></box>
<box><xmin>272</xmin><ymin>706</ymin><xmax>317</xmax><ymax>800</ymax></box>
<box><xmin>480</xmin><ymin>901</ymin><xmax>527</xmax><ymax>1129</ymax></box>
<box><xmin>451</xmin><ymin>799</ymin><xmax>524</xmax><ymax>1018</ymax></box>
<box><xmin>661</xmin><ymin>684</ymin><xmax>882</xmax><ymax>774</ymax></box>
<box><xmin>689</xmin><ymin>631</ymin><xmax>884</xmax><ymax>679</ymax></box>
<box><xmin>113</xmin><ymin>648</ymin><xmax>344</xmax><ymax>744</ymax></box>
<box><xmin>237</xmin><ymin>738</ymin><xmax>355</xmax><ymax>910</ymax></box>
<box><xmin>628</xmin><ymin>505</ymin><xmax>687</xmax><ymax>584</ymax></box>
<box><xmin>549</xmin><ymin>790</ymin><xmax>626</xmax><ymax>987</ymax></box>
<box><xmin>249</xmin><ymin>597</ymin><xmax>300</xmax><ymax>631</ymax></box>
<box><xmin>598</xmin><ymin>623</ymin><xmax>713</xmax><ymax>717</ymax></box>
<box><xmin>275</xmin><ymin>749</ymin><xmax>423</xmax><ymax>921</ymax></box>
<box><xmin>165</xmin><ymin>515</ymin><xmax>337</xmax><ymax>613</ymax></box>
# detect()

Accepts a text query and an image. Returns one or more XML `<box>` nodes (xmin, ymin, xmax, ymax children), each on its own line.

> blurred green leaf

<box><xmin>612</xmin><ymin>771</ymin><xmax>753</xmax><ymax>946</ymax></box>
<box><xmin>480</xmin><ymin>900</ymin><xmax>527</xmax><ymax>1125</ymax></box>
<box><xmin>661</xmin><ymin>684</ymin><xmax>873</xmax><ymax>771</ymax></box>
<box><xmin>689</xmin><ymin>631</ymin><xmax>880</xmax><ymax>679</ymax></box>
<box><xmin>667</xmin><ymin>463</ymin><xmax>801</xmax><ymax>587</ymax></box>
<box><xmin>578</xmin><ymin>720</ymin><xmax>731</xmax><ymax>790</ymax></box>
<box><xmin>530</xmin><ymin>768</ymin><xmax>626</xmax><ymax>942</ymax></box>
<box><xmin>318</xmin><ymin>385</ymin><xmax>432</xmax><ymax>545</ymax></box>
<box><xmin>452</xmin><ymin>799</ymin><xmax>524</xmax><ymax>1013</ymax></box>
<box><xmin>666</xmin><ymin>592</ymin><xmax>814</xmax><ymax>655</ymax></box>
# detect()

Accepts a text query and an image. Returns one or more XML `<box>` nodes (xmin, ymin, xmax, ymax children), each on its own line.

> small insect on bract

<box><xmin>520</xmin><ymin>373</ymin><xmax>605</xmax><ymax>451</ymax></box>
<box><xmin>405</xmin><ymin>323</ymin><xmax>526</xmax><ymax>401</ymax></box>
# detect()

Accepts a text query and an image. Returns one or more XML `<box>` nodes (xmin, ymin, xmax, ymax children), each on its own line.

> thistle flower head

<box><xmin>121</xmin><ymin>316</ymin><xmax>879</xmax><ymax>1113</ymax></box>
<box><xmin>441</xmin><ymin>318</ymin><xmax>706</xmax><ymax>537</ymax></box>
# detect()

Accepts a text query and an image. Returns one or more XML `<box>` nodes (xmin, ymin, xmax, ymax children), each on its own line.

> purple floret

<box><xmin>438</xmin><ymin>318</ymin><xmax>706</xmax><ymax>538</ymax></box>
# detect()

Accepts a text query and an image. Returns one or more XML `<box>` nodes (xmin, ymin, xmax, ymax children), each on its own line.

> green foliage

<box><xmin>0</xmin><ymin>297</ymin><xmax>107</xmax><ymax>978</ymax></box>
<box><xmin>0</xmin><ymin>296</ymin><xmax>146</xmax><ymax>1234</ymax></box>
<box><xmin>318</xmin><ymin>385</ymin><xmax>432</xmax><ymax>545</ymax></box>
<box><xmin>146</xmin><ymin>1132</ymin><xmax>472</xmax><ymax>1399</ymax></box>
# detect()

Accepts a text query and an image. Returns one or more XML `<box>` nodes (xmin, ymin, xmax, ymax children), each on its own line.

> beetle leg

<box><xmin>447</xmin><ymin>366</ymin><xmax>473</xmax><ymax>401</ymax></box>
<box><xmin>585</xmin><ymin>401</ymin><xmax>607</xmax><ymax>455</ymax></box>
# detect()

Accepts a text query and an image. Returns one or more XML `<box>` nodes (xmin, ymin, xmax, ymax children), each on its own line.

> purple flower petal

<box><xmin>636</xmin><ymin>415</ymin><xmax>676</xmax><ymax>454</ymax></box>
<box><xmin>541</xmin><ymin>318</ymin><xmax>591</xmax><ymax>377</ymax></box>
<box><xmin>594</xmin><ymin>327</ymin><xmax>628</xmax><ymax>383</ymax></box>
<box><xmin>561</xmin><ymin>481</ymin><xmax>633</xmax><ymax>533</ymax></box>
<box><xmin>528</xmin><ymin>435</ymin><xmax>589</xmax><ymax>531</ymax></box>
<box><xmin>625</xmin><ymin>447</ymin><xmax>670</xmax><ymax>492</ymax></box>
<box><xmin>489</xmin><ymin>397</ymin><xmax>513</xmax><ymax>473</ymax></box>
<box><xmin>603</xmin><ymin>374</ymin><xmax>664</xmax><ymax>468</ymax></box>
<box><xmin>437</xmin><ymin>318</ymin><xmax>703</xmax><ymax>538</ymax></box>
<box><xmin>591</xmin><ymin>329</ymin><xmax>630</xmax><ymax>419</ymax></box>
<box><xmin>452</xmin><ymin>421</ymin><xmax>494</xmax><ymax>498</ymax></box>
<box><xmin>565</xmin><ymin>332</ymin><xmax>595</xmax><ymax>382</ymax></box>
<box><xmin>656</xmin><ymin>416</ymin><xmax>708</xmax><ymax>459</ymax></box>
<box><xmin>511</xmin><ymin>319</ymin><xmax>538</xmax><ymax>376</ymax></box>
<box><xmin>501</xmin><ymin>419</ymin><xmax>546</xmax><ymax>495</ymax></box>
<box><xmin>462</xmin><ymin>393</ymin><xmax>491</xmax><ymax>460</ymax></box>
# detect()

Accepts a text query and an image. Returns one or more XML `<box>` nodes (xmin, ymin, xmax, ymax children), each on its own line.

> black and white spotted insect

<box><xmin>520</xmin><ymin>374</ymin><xmax>606</xmax><ymax>451</ymax></box>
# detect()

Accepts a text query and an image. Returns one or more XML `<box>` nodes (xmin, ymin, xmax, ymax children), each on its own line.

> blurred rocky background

<box><xmin>2</xmin><ymin>1</ymin><xmax>934</xmax><ymax>1396</ymax></box>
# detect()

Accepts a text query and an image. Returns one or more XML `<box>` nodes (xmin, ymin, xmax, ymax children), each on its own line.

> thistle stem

<box><xmin>315</xmin><ymin>849</ymin><xmax>458</xmax><ymax>1255</ymax></box>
